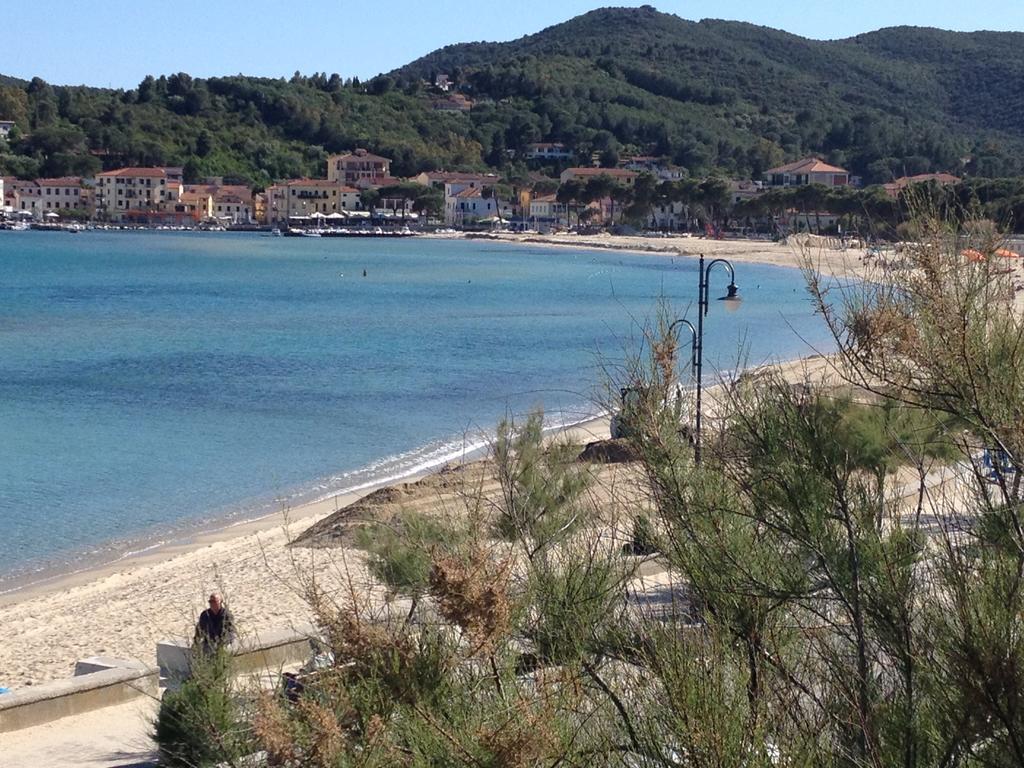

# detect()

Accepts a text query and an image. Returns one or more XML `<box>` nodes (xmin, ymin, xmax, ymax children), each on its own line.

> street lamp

<box><xmin>691</xmin><ymin>253</ymin><xmax>740</xmax><ymax>463</ymax></box>
<box><xmin>668</xmin><ymin>318</ymin><xmax>698</xmax><ymax>377</ymax></box>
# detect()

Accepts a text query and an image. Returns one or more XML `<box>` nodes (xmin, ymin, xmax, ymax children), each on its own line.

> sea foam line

<box><xmin>0</xmin><ymin>404</ymin><xmax>606</xmax><ymax>598</ymax></box>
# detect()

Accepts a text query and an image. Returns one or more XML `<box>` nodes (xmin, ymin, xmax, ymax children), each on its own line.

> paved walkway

<box><xmin>0</xmin><ymin>698</ymin><xmax>158</xmax><ymax>767</ymax></box>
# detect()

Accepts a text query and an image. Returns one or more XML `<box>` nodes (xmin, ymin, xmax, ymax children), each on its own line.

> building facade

<box><xmin>326</xmin><ymin>149</ymin><xmax>392</xmax><ymax>187</ymax></box>
<box><xmin>525</xmin><ymin>143</ymin><xmax>574</xmax><ymax>162</ymax></box>
<box><xmin>445</xmin><ymin>187</ymin><xmax>498</xmax><ymax>225</ymax></box>
<box><xmin>36</xmin><ymin>177</ymin><xmax>86</xmax><ymax>213</ymax></box>
<box><xmin>764</xmin><ymin>158</ymin><xmax>850</xmax><ymax>188</ymax></box>
<box><xmin>264</xmin><ymin>180</ymin><xmax>363</xmax><ymax>225</ymax></box>
<box><xmin>527</xmin><ymin>194</ymin><xmax>568</xmax><ymax>229</ymax></box>
<box><xmin>95</xmin><ymin>167</ymin><xmax>179</xmax><ymax>220</ymax></box>
<box><xmin>412</xmin><ymin>171</ymin><xmax>499</xmax><ymax>192</ymax></box>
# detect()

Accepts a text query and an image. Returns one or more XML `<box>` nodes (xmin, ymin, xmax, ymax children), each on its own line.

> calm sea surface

<box><xmin>0</xmin><ymin>232</ymin><xmax>833</xmax><ymax>588</ymax></box>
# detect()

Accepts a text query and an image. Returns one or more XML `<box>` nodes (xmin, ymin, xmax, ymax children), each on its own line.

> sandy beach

<box><xmin>1</xmin><ymin>231</ymin><xmax>987</xmax><ymax>692</ymax></box>
<box><xmin>0</xmin><ymin>235</ymin><xmax>859</xmax><ymax>693</ymax></box>
<box><xmin>0</xmin><ymin>230</ymin><xmax>847</xmax><ymax>762</ymax></box>
<box><xmin>0</xmin><ymin>416</ymin><xmax>612</xmax><ymax>689</ymax></box>
<box><xmin>442</xmin><ymin>230</ymin><xmax>875</xmax><ymax>281</ymax></box>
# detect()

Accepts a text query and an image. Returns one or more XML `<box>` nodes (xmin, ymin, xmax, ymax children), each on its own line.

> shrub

<box><xmin>354</xmin><ymin>511</ymin><xmax>462</xmax><ymax>592</ymax></box>
<box><xmin>154</xmin><ymin>650</ymin><xmax>239</xmax><ymax>767</ymax></box>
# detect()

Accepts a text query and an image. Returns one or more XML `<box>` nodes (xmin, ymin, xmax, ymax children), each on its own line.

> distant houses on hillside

<box><xmin>0</xmin><ymin>138</ymin><xmax>973</xmax><ymax>233</ymax></box>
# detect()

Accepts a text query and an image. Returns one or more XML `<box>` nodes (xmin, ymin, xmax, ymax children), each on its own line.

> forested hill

<box><xmin>1</xmin><ymin>5</ymin><xmax>1022</xmax><ymax>187</ymax></box>
<box><xmin>395</xmin><ymin>7</ymin><xmax>1024</xmax><ymax>179</ymax></box>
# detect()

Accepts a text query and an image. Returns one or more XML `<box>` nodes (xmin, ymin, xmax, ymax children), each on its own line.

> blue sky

<box><xmin>4</xmin><ymin>0</ymin><xmax>1022</xmax><ymax>88</ymax></box>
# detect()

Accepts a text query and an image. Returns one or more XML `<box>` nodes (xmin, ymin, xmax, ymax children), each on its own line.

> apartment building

<box><xmin>326</xmin><ymin>149</ymin><xmax>391</xmax><ymax>187</ymax></box>
<box><xmin>36</xmin><ymin>177</ymin><xmax>86</xmax><ymax>212</ymax></box>
<box><xmin>264</xmin><ymin>180</ymin><xmax>363</xmax><ymax>225</ymax></box>
<box><xmin>95</xmin><ymin>167</ymin><xmax>179</xmax><ymax>220</ymax></box>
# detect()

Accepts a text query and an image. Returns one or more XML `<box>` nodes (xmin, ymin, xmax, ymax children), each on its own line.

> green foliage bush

<box><xmin>154</xmin><ymin>650</ymin><xmax>239</xmax><ymax>767</ymax></box>
<box><xmin>354</xmin><ymin>511</ymin><xmax>461</xmax><ymax>592</ymax></box>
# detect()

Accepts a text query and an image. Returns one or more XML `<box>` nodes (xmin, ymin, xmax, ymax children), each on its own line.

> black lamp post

<box><xmin>690</xmin><ymin>253</ymin><xmax>740</xmax><ymax>463</ymax></box>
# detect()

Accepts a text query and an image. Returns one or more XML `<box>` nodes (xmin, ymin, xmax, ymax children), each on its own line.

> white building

<box><xmin>445</xmin><ymin>187</ymin><xmax>498</xmax><ymax>225</ymax></box>
<box><xmin>648</xmin><ymin>200</ymin><xmax>691</xmax><ymax>230</ymax></box>
<box><xmin>0</xmin><ymin>121</ymin><xmax>14</xmax><ymax>140</ymax></box>
<box><xmin>525</xmin><ymin>143</ymin><xmax>574</xmax><ymax>162</ymax></box>
<box><xmin>527</xmin><ymin>194</ymin><xmax>568</xmax><ymax>229</ymax></box>
<box><xmin>622</xmin><ymin>157</ymin><xmax>685</xmax><ymax>181</ymax></box>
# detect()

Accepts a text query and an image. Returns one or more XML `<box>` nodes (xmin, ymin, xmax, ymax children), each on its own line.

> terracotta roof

<box><xmin>281</xmin><ymin>178</ymin><xmax>341</xmax><ymax>188</ymax></box>
<box><xmin>455</xmin><ymin>187</ymin><xmax>484</xmax><ymax>198</ymax></box>
<box><xmin>532</xmin><ymin>194</ymin><xmax>559</xmax><ymax>203</ymax></box>
<box><xmin>564</xmin><ymin>167</ymin><xmax>638</xmax><ymax>178</ymax></box>
<box><xmin>365</xmin><ymin>177</ymin><xmax>403</xmax><ymax>189</ymax></box>
<box><xmin>765</xmin><ymin>158</ymin><xmax>848</xmax><ymax>176</ymax></box>
<box><xmin>889</xmin><ymin>173</ymin><xmax>960</xmax><ymax>188</ymax></box>
<box><xmin>96</xmin><ymin>167</ymin><xmax>167</xmax><ymax>178</ymax></box>
<box><xmin>330</xmin><ymin>149</ymin><xmax>391</xmax><ymax>164</ymax></box>
<box><xmin>35</xmin><ymin>177</ymin><xmax>82</xmax><ymax>187</ymax></box>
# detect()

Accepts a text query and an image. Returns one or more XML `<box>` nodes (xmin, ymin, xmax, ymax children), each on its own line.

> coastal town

<box><xmin>5</xmin><ymin>2</ymin><xmax>1024</xmax><ymax>765</ymax></box>
<box><xmin>0</xmin><ymin>136</ymin><xmax>967</xmax><ymax>236</ymax></box>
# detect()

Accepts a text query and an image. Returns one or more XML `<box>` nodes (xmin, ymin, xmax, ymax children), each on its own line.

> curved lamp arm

<box><xmin>702</xmin><ymin>257</ymin><xmax>738</xmax><ymax>314</ymax></box>
<box><xmin>668</xmin><ymin>318</ymin><xmax>698</xmax><ymax>375</ymax></box>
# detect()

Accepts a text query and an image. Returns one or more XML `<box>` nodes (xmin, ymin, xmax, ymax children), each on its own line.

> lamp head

<box><xmin>720</xmin><ymin>282</ymin><xmax>741</xmax><ymax>312</ymax></box>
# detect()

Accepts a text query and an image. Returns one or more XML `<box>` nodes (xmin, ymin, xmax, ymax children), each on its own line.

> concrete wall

<box><xmin>0</xmin><ymin>664</ymin><xmax>158</xmax><ymax>734</ymax></box>
<box><xmin>0</xmin><ymin>626</ymin><xmax>317</xmax><ymax>733</ymax></box>
<box><xmin>158</xmin><ymin>625</ymin><xmax>317</xmax><ymax>681</ymax></box>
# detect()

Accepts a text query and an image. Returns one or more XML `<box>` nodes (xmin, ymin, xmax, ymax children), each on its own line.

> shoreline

<box><xmin>0</xmin><ymin>409</ymin><xmax>608</xmax><ymax>610</ymax></box>
<box><xmin>0</xmin><ymin>413</ymin><xmax>612</xmax><ymax>688</ymax></box>
<box><xmin>0</xmin><ymin>232</ymin><xmax>844</xmax><ymax>687</ymax></box>
<box><xmin>0</xmin><ymin>232</ymin><xmax>848</xmax><ymax>607</ymax></box>
<box><xmin>430</xmin><ymin>230</ymin><xmax>871</xmax><ymax>281</ymax></box>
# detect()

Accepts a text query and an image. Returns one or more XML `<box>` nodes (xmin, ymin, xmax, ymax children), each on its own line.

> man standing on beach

<box><xmin>193</xmin><ymin>593</ymin><xmax>236</xmax><ymax>655</ymax></box>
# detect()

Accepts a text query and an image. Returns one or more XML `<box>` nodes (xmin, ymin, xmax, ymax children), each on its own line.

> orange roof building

<box><xmin>764</xmin><ymin>158</ymin><xmax>850</xmax><ymax>188</ymax></box>
<box><xmin>883</xmin><ymin>173</ymin><xmax>961</xmax><ymax>198</ymax></box>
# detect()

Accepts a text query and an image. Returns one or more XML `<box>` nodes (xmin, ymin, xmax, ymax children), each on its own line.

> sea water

<box><xmin>0</xmin><ymin>232</ymin><xmax>834</xmax><ymax>589</ymax></box>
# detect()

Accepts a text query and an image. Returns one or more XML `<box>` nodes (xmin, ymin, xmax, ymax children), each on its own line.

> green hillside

<box><xmin>1</xmin><ymin>5</ymin><xmax>1022</xmax><ymax>186</ymax></box>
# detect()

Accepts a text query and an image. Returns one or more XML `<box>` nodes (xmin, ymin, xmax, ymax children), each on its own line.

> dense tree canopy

<box><xmin>1</xmin><ymin>7</ymin><xmax>1023</xmax><ymax>188</ymax></box>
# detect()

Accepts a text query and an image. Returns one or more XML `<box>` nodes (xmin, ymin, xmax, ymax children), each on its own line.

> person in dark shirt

<box><xmin>193</xmin><ymin>593</ymin><xmax>236</xmax><ymax>655</ymax></box>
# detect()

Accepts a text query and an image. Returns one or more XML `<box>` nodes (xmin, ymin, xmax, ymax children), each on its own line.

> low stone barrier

<box><xmin>0</xmin><ymin>627</ymin><xmax>317</xmax><ymax>733</ymax></box>
<box><xmin>157</xmin><ymin>625</ymin><xmax>318</xmax><ymax>681</ymax></box>
<box><xmin>0</xmin><ymin>662</ymin><xmax>158</xmax><ymax>733</ymax></box>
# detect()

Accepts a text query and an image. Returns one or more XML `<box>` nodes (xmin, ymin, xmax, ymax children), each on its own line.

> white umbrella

<box><xmin>44</xmin><ymin>211</ymin><xmax>60</xmax><ymax>219</ymax></box>
<box><xmin>325</xmin><ymin>212</ymin><xmax>345</xmax><ymax>220</ymax></box>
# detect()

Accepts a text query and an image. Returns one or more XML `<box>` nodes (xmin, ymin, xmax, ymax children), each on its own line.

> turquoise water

<box><xmin>0</xmin><ymin>232</ymin><xmax>832</xmax><ymax>588</ymax></box>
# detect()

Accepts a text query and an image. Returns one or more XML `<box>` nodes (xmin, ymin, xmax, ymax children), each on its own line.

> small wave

<box><xmin>0</xmin><ymin>404</ymin><xmax>605</xmax><ymax>598</ymax></box>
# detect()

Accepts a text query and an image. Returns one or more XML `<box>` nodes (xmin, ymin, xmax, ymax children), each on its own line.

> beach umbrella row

<box><xmin>963</xmin><ymin>247</ymin><xmax>1021</xmax><ymax>262</ymax></box>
